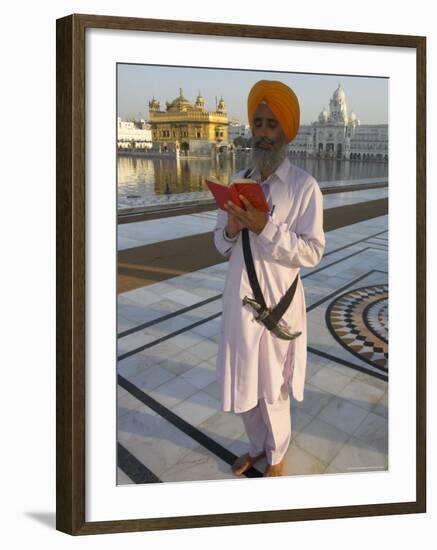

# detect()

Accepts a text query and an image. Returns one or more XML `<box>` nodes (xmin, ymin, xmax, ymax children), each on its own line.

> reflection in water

<box><xmin>295</xmin><ymin>157</ymin><xmax>388</xmax><ymax>183</ymax></box>
<box><xmin>117</xmin><ymin>154</ymin><xmax>388</xmax><ymax>201</ymax></box>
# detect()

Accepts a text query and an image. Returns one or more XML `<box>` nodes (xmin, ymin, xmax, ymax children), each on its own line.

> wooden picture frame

<box><xmin>56</xmin><ymin>13</ymin><xmax>426</xmax><ymax>535</ymax></box>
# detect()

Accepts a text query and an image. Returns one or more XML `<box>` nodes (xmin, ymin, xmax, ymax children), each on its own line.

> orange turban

<box><xmin>247</xmin><ymin>80</ymin><xmax>300</xmax><ymax>143</ymax></box>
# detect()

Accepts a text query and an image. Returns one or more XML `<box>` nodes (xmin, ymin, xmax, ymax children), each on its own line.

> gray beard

<box><xmin>251</xmin><ymin>140</ymin><xmax>289</xmax><ymax>176</ymax></box>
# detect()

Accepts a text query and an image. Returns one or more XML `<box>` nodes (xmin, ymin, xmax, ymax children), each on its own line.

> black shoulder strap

<box><xmin>241</xmin><ymin>167</ymin><xmax>267</xmax><ymax>309</ymax></box>
<box><xmin>241</xmin><ymin>166</ymin><xmax>299</xmax><ymax>323</ymax></box>
<box><xmin>242</xmin><ymin>228</ymin><xmax>267</xmax><ymax>310</ymax></box>
<box><xmin>271</xmin><ymin>274</ymin><xmax>299</xmax><ymax>323</ymax></box>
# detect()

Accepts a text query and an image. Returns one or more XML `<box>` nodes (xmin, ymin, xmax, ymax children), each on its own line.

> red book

<box><xmin>205</xmin><ymin>176</ymin><xmax>269</xmax><ymax>212</ymax></box>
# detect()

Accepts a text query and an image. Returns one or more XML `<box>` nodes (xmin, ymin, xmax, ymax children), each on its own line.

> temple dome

<box><xmin>217</xmin><ymin>96</ymin><xmax>226</xmax><ymax>112</ymax></box>
<box><xmin>166</xmin><ymin>88</ymin><xmax>194</xmax><ymax>112</ymax></box>
<box><xmin>195</xmin><ymin>91</ymin><xmax>206</xmax><ymax>109</ymax></box>
<box><xmin>333</xmin><ymin>83</ymin><xmax>347</xmax><ymax>103</ymax></box>
<box><xmin>148</xmin><ymin>96</ymin><xmax>160</xmax><ymax>111</ymax></box>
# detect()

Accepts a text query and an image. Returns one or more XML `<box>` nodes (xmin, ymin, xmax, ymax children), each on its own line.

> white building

<box><xmin>289</xmin><ymin>84</ymin><xmax>388</xmax><ymax>161</ymax></box>
<box><xmin>228</xmin><ymin>117</ymin><xmax>252</xmax><ymax>143</ymax></box>
<box><xmin>117</xmin><ymin>117</ymin><xmax>153</xmax><ymax>150</ymax></box>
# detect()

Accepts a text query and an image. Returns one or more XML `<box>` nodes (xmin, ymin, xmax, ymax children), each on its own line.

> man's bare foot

<box><xmin>231</xmin><ymin>452</ymin><xmax>266</xmax><ymax>476</ymax></box>
<box><xmin>263</xmin><ymin>459</ymin><xmax>285</xmax><ymax>477</ymax></box>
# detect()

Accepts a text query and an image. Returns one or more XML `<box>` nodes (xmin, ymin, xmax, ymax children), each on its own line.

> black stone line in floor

<box><xmin>118</xmin><ymin>443</ymin><xmax>162</xmax><ymax>484</ymax></box>
<box><xmin>322</xmin><ymin>229</ymin><xmax>387</xmax><ymax>258</ymax></box>
<box><xmin>365</xmin><ymin>239</ymin><xmax>388</xmax><ymax>247</ymax></box>
<box><xmin>307</xmin><ymin>347</ymin><xmax>387</xmax><ymax>381</ymax></box>
<box><xmin>366</xmin><ymin>245</ymin><xmax>389</xmax><ymax>252</ymax></box>
<box><xmin>306</xmin><ymin>270</ymin><xmax>385</xmax><ymax>312</ymax></box>
<box><xmin>118</xmin><ymin>294</ymin><xmax>219</xmax><ymax>339</ymax></box>
<box><xmin>118</xmin><ymin>374</ymin><xmax>263</xmax><ymax>480</ymax></box>
<box><xmin>118</xmin><ymin>312</ymin><xmax>220</xmax><ymax>361</ymax></box>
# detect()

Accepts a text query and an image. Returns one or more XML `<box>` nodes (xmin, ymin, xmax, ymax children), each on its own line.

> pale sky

<box><xmin>117</xmin><ymin>63</ymin><xmax>388</xmax><ymax>126</ymax></box>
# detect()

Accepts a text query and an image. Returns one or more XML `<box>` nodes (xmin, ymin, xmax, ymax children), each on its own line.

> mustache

<box><xmin>253</xmin><ymin>136</ymin><xmax>276</xmax><ymax>147</ymax></box>
<box><xmin>251</xmin><ymin>136</ymin><xmax>288</xmax><ymax>174</ymax></box>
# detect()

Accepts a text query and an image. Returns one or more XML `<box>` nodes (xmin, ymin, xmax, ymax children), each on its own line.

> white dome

<box><xmin>318</xmin><ymin>107</ymin><xmax>328</xmax><ymax>122</ymax></box>
<box><xmin>333</xmin><ymin>84</ymin><xmax>346</xmax><ymax>103</ymax></box>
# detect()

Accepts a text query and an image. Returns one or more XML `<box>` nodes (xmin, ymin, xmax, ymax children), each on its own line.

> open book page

<box><xmin>205</xmin><ymin>177</ymin><xmax>269</xmax><ymax>211</ymax></box>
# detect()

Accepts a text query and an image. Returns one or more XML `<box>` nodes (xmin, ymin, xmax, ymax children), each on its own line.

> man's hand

<box><xmin>225</xmin><ymin>208</ymin><xmax>245</xmax><ymax>238</ymax></box>
<box><xmin>224</xmin><ymin>195</ymin><xmax>269</xmax><ymax>235</ymax></box>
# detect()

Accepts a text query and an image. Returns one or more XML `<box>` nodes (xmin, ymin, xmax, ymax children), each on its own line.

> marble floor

<box><xmin>117</xmin><ymin>214</ymin><xmax>388</xmax><ymax>484</ymax></box>
<box><xmin>118</xmin><ymin>187</ymin><xmax>388</xmax><ymax>251</ymax></box>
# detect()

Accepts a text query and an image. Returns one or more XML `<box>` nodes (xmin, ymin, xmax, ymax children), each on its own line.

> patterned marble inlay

<box><xmin>365</xmin><ymin>298</ymin><xmax>388</xmax><ymax>343</ymax></box>
<box><xmin>326</xmin><ymin>285</ymin><xmax>389</xmax><ymax>372</ymax></box>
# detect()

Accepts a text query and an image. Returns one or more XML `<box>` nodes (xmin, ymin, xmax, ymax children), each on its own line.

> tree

<box><xmin>233</xmin><ymin>136</ymin><xmax>251</xmax><ymax>148</ymax></box>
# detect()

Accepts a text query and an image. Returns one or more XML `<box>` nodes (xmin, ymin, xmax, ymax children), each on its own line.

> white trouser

<box><xmin>241</xmin><ymin>386</ymin><xmax>291</xmax><ymax>465</ymax></box>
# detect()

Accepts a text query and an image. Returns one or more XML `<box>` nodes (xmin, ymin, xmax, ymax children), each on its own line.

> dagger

<box><xmin>242</xmin><ymin>295</ymin><xmax>302</xmax><ymax>341</ymax></box>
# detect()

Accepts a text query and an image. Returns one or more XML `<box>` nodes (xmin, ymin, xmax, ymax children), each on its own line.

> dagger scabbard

<box><xmin>242</xmin><ymin>296</ymin><xmax>301</xmax><ymax>340</ymax></box>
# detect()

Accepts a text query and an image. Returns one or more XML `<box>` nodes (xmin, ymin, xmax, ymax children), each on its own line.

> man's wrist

<box><xmin>255</xmin><ymin>220</ymin><xmax>268</xmax><ymax>235</ymax></box>
<box><xmin>224</xmin><ymin>227</ymin><xmax>238</xmax><ymax>241</ymax></box>
<box><xmin>256</xmin><ymin>217</ymin><xmax>277</xmax><ymax>241</ymax></box>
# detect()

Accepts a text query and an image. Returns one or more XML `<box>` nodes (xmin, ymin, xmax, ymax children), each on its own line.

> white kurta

<box><xmin>213</xmin><ymin>157</ymin><xmax>325</xmax><ymax>413</ymax></box>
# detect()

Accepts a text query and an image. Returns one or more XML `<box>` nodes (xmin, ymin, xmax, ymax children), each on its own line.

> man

<box><xmin>213</xmin><ymin>80</ymin><xmax>325</xmax><ymax>477</ymax></box>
